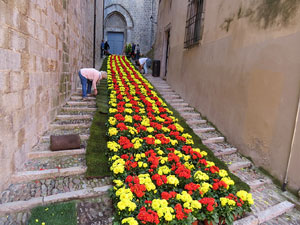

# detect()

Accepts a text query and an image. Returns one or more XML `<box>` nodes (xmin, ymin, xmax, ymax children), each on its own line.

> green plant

<box><xmin>28</xmin><ymin>202</ymin><xmax>76</xmax><ymax>225</ymax></box>
<box><xmin>85</xmin><ymin>57</ymin><xmax>110</xmax><ymax>177</ymax></box>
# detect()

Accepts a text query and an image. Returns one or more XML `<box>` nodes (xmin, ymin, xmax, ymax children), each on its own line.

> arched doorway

<box><xmin>105</xmin><ymin>12</ymin><xmax>127</xmax><ymax>55</ymax></box>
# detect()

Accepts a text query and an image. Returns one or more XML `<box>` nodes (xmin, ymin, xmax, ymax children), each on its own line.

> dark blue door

<box><xmin>107</xmin><ymin>32</ymin><xmax>124</xmax><ymax>55</ymax></box>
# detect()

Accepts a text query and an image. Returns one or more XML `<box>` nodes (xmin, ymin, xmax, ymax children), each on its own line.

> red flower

<box><xmin>114</xmin><ymin>113</ymin><xmax>125</xmax><ymax>121</ymax></box>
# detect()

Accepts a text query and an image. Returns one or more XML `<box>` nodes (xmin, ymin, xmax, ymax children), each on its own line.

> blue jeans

<box><xmin>143</xmin><ymin>59</ymin><xmax>151</xmax><ymax>74</ymax></box>
<box><xmin>78</xmin><ymin>71</ymin><xmax>92</xmax><ymax>97</ymax></box>
<box><xmin>143</xmin><ymin>63</ymin><xmax>148</xmax><ymax>74</ymax></box>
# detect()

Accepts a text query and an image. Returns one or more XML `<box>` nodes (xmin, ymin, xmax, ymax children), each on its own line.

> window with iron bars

<box><xmin>184</xmin><ymin>0</ymin><xmax>204</xmax><ymax>48</ymax></box>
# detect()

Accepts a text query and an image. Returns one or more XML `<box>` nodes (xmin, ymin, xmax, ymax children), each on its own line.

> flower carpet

<box><xmin>106</xmin><ymin>55</ymin><xmax>253</xmax><ymax>225</ymax></box>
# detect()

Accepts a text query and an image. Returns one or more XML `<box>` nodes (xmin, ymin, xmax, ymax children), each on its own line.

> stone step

<box><xmin>186</xmin><ymin>119</ymin><xmax>207</xmax><ymax>126</ymax></box>
<box><xmin>167</xmin><ymin>98</ymin><xmax>184</xmax><ymax>103</ymax></box>
<box><xmin>162</xmin><ymin>94</ymin><xmax>180</xmax><ymax>100</ymax></box>
<box><xmin>40</xmin><ymin>134</ymin><xmax>89</xmax><ymax>143</ymax></box>
<box><xmin>202</xmin><ymin>137</ymin><xmax>224</xmax><ymax>144</ymax></box>
<box><xmin>56</xmin><ymin>114</ymin><xmax>93</xmax><ymax>120</ymax></box>
<box><xmin>50</xmin><ymin>123</ymin><xmax>91</xmax><ymax>130</ymax></box>
<box><xmin>247</xmin><ymin>179</ymin><xmax>272</xmax><ymax>190</ymax></box>
<box><xmin>213</xmin><ymin>147</ymin><xmax>237</xmax><ymax>156</ymax></box>
<box><xmin>234</xmin><ymin>201</ymin><xmax>295</xmax><ymax>225</ymax></box>
<box><xmin>62</xmin><ymin>106</ymin><xmax>97</xmax><ymax>112</ymax></box>
<box><xmin>170</xmin><ymin>102</ymin><xmax>189</xmax><ymax>107</ymax></box>
<box><xmin>228</xmin><ymin>161</ymin><xmax>252</xmax><ymax>171</ymax></box>
<box><xmin>181</xmin><ymin>112</ymin><xmax>202</xmax><ymax>120</ymax></box>
<box><xmin>21</xmin><ymin>154</ymin><xmax>86</xmax><ymax>172</ymax></box>
<box><xmin>11</xmin><ymin>166</ymin><xmax>87</xmax><ymax>183</ymax></box>
<box><xmin>159</xmin><ymin>90</ymin><xmax>174</xmax><ymax>94</ymax></box>
<box><xmin>156</xmin><ymin>86</ymin><xmax>174</xmax><ymax>92</ymax></box>
<box><xmin>0</xmin><ymin>175</ymin><xmax>112</xmax><ymax>205</ymax></box>
<box><xmin>175</xmin><ymin>107</ymin><xmax>195</xmax><ymax>113</ymax></box>
<box><xmin>0</xmin><ymin>185</ymin><xmax>112</xmax><ymax>216</ymax></box>
<box><xmin>67</xmin><ymin>101</ymin><xmax>96</xmax><ymax>106</ymax></box>
<box><xmin>193</xmin><ymin>127</ymin><xmax>216</xmax><ymax>134</ymax></box>
<box><xmin>70</xmin><ymin>96</ymin><xmax>96</xmax><ymax>101</ymax></box>
<box><xmin>28</xmin><ymin>148</ymin><xmax>86</xmax><ymax>159</ymax></box>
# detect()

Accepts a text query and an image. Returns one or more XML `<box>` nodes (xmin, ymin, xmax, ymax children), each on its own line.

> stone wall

<box><xmin>0</xmin><ymin>0</ymin><xmax>103</xmax><ymax>192</ymax></box>
<box><xmin>154</xmin><ymin>0</ymin><xmax>300</xmax><ymax>192</ymax></box>
<box><xmin>104</xmin><ymin>0</ymin><xmax>158</xmax><ymax>55</ymax></box>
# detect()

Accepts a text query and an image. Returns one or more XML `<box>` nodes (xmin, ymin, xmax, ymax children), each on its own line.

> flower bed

<box><xmin>106</xmin><ymin>55</ymin><xmax>253</xmax><ymax>225</ymax></box>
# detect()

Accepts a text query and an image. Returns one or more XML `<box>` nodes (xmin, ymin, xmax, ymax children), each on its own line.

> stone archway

<box><xmin>104</xmin><ymin>4</ymin><xmax>134</xmax><ymax>49</ymax></box>
<box><xmin>105</xmin><ymin>12</ymin><xmax>127</xmax><ymax>55</ymax></box>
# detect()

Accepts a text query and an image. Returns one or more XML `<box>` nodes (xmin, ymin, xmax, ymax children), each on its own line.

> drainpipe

<box><xmin>150</xmin><ymin>0</ymin><xmax>154</xmax><ymax>49</ymax></box>
<box><xmin>282</xmin><ymin>86</ymin><xmax>300</xmax><ymax>191</ymax></box>
<box><xmin>103</xmin><ymin>0</ymin><xmax>105</xmax><ymax>40</ymax></box>
<box><xmin>93</xmin><ymin>0</ymin><xmax>96</xmax><ymax>68</ymax></box>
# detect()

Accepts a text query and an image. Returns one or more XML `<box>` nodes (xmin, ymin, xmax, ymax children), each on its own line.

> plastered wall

<box><xmin>154</xmin><ymin>0</ymin><xmax>300</xmax><ymax>192</ymax></box>
<box><xmin>0</xmin><ymin>0</ymin><xmax>103</xmax><ymax>192</ymax></box>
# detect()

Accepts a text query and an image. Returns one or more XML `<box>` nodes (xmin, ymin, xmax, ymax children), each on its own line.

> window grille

<box><xmin>184</xmin><ymin>0</ymin><xmax>204</xmax><ymax>48</ymax></box>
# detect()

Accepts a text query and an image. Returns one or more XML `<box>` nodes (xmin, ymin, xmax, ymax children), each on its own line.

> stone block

<box><xmin>0</xmin><ymin>71</ymin><xmax>10</xmax><ymax>94</ymax></box>
<box><xmin>0</xmin><ymin>49</ymin><xmax>21</xmax><ymax>70</ymax></box>
<box><xmin>9</xmin><ymin>71</ymin><xmax>24</xmax><ymax>93</ymax></box>
<box><xmin>2</xmin><ymin>92</ymin><xmax>23</xmax><ymax>113</ymax></box>
<box><xmin>0</xmin><ymin>27</ymin><xmax>10</xmax><ymax>49</ymax></box>
<box><xmin>47</xmin><ymin>32</ymin><xmax>57</xmax><ymax>48</ymax></box>
<box><xmin>11</xmin><ymin>32</ymin><xmax>26</xmax><ymax>52</ymax></box>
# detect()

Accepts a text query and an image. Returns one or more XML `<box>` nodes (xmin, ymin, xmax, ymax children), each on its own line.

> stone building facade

<box><xmin>154</xmin><ymin>0</ymin><xmax>300</xmax><ymax>192</ymax></box>
<box><xmin>0</xmin><ymin>0</ymin><xmax>103</xmax><ymax>192</ymax></box>
<box><xmin>104</xmin><ymin>0</ymin><xmax>158</xmax><ymax>55</ymax></box>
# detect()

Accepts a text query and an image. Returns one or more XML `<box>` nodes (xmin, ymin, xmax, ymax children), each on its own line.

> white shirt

<box><xmin>139</xmin><ymin>58</ymin><xmax>147</xmax><ymax>65</ymax></box>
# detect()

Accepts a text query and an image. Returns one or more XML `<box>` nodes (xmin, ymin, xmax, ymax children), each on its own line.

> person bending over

<box><xmin>78</xmin><ymin>68</ymin><xmax>107</xmax><ymax>100</ymax></box>
<box><xmin>137</xmin><ymin>57</ymin><xmax>152</xmax><ymax>75</ymax></box>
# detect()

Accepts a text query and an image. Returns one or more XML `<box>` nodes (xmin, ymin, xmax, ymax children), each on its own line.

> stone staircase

<box><xmin>0</xmin><ymin>89</ymin><xmax>113</xmax><ymax>225</ymax></box>
<box><xmin>147</xmin><ymin>76</ymin><xmax>300</xmax><ymax>225</ymax></box>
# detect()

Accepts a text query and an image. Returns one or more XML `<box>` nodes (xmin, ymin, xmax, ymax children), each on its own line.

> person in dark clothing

<box><xmin>131</xmin><ymin>43</ymin><xmax>136</xmax><ymax>59</ymax></box>
<box><xmin>104</xmin><ymin>41</ymin><xmax>110</xmax><ymax>55</ymax></box>
<box><xmin>136</xmin><ymin>44</ymin><xmax>140</xmax><ymax>60</ymax></box>
<box><xmin>100</xmin><ymin>40</ymin><xmax>104</xmax><ymax>58</ymax></box>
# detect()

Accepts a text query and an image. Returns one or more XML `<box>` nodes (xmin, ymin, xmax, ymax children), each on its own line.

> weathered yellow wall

<box><xmin>154</xmin><ymin>0</ymin><xmax>300</xmax><ymax>192</ymax></box>
<box><xmin>0</xmin><ymin>0</ymin><xmax>103</xmax><ymax>192</ymax></box>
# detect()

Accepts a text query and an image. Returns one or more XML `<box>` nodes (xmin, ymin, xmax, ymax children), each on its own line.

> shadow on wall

<box><xmin>220</xmin><ymin>0</ymin><xmax>300</xmax><ymax>32</ymax></box>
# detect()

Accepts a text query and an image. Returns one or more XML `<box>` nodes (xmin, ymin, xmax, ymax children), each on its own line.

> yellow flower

<box><xmin>124</xmin><ymin>115</ymin><xmax>133</xmax><ymax>123</ymax></box>
<box><xmin>158</xmin><ymin>165</ymin><xmax>171</xmax><ymax>175</ymax></box>
<box><xmin>109</xmin><ymin>108</ymin><xmax>118</xmax><ymax>113</ymax></box>
<box><xmin>147</xmin><ymin>127</ymin><xmax>154</xmax><ymax>133</ymax></box>
<box><xmin>122</xmin><ymin>217</ymin><xmax>138</xmax><ymax>225</ymax></box>
<box><xmin>194</xmin><ymin>171</ymin><xmax>209</xmax><ymax>181</ymax></box>
<box><xmin>221</xmin><ymin>177</ymin><xmax>235</xmax><ymax>188</ymax></box>
<box><xmin>220</xmin><ymin>197</ymin><xmax>228</xmax><ymax>206</ymax></box>
<box><xmin>165</xmin><ymin>212</ymin><xmax>173</xmax><ymax>221</ymax></box>
<box><xmin>108</xmin><ymin>127</ymin><xmax>118</xmax><ymax>136</ymax></box>
<box><xmin>206</xmin><ymin>161</ymin><xmax>215</xmax><ymax>167</ymax></box>
<box><xmin>167</xmin><ymin>175</ymin><xmax>179</xmax><ymax>186</ymax></box>
<box><xmin>218</xmin><ymin>169</ymin><xmax>228</xmax><ymax>177</ymax></box>
<box><xmin>113</xmin><ymin>179</ymin><xmax>123</xmax><ymax>187</ymax></box>
<box><xmin>107</xmin><ymin>141</ymin><xmax>121</xmax><ymax>152</ymax></box>
<box><xmin>133</xmin><ymin>141</ymin><xmax>142</xmax><ymax>149</ymax></box>
<box><xmin>200</xmin><ymin>182</ymin><xmax>211</xmax><ymax>195</ymax></box>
